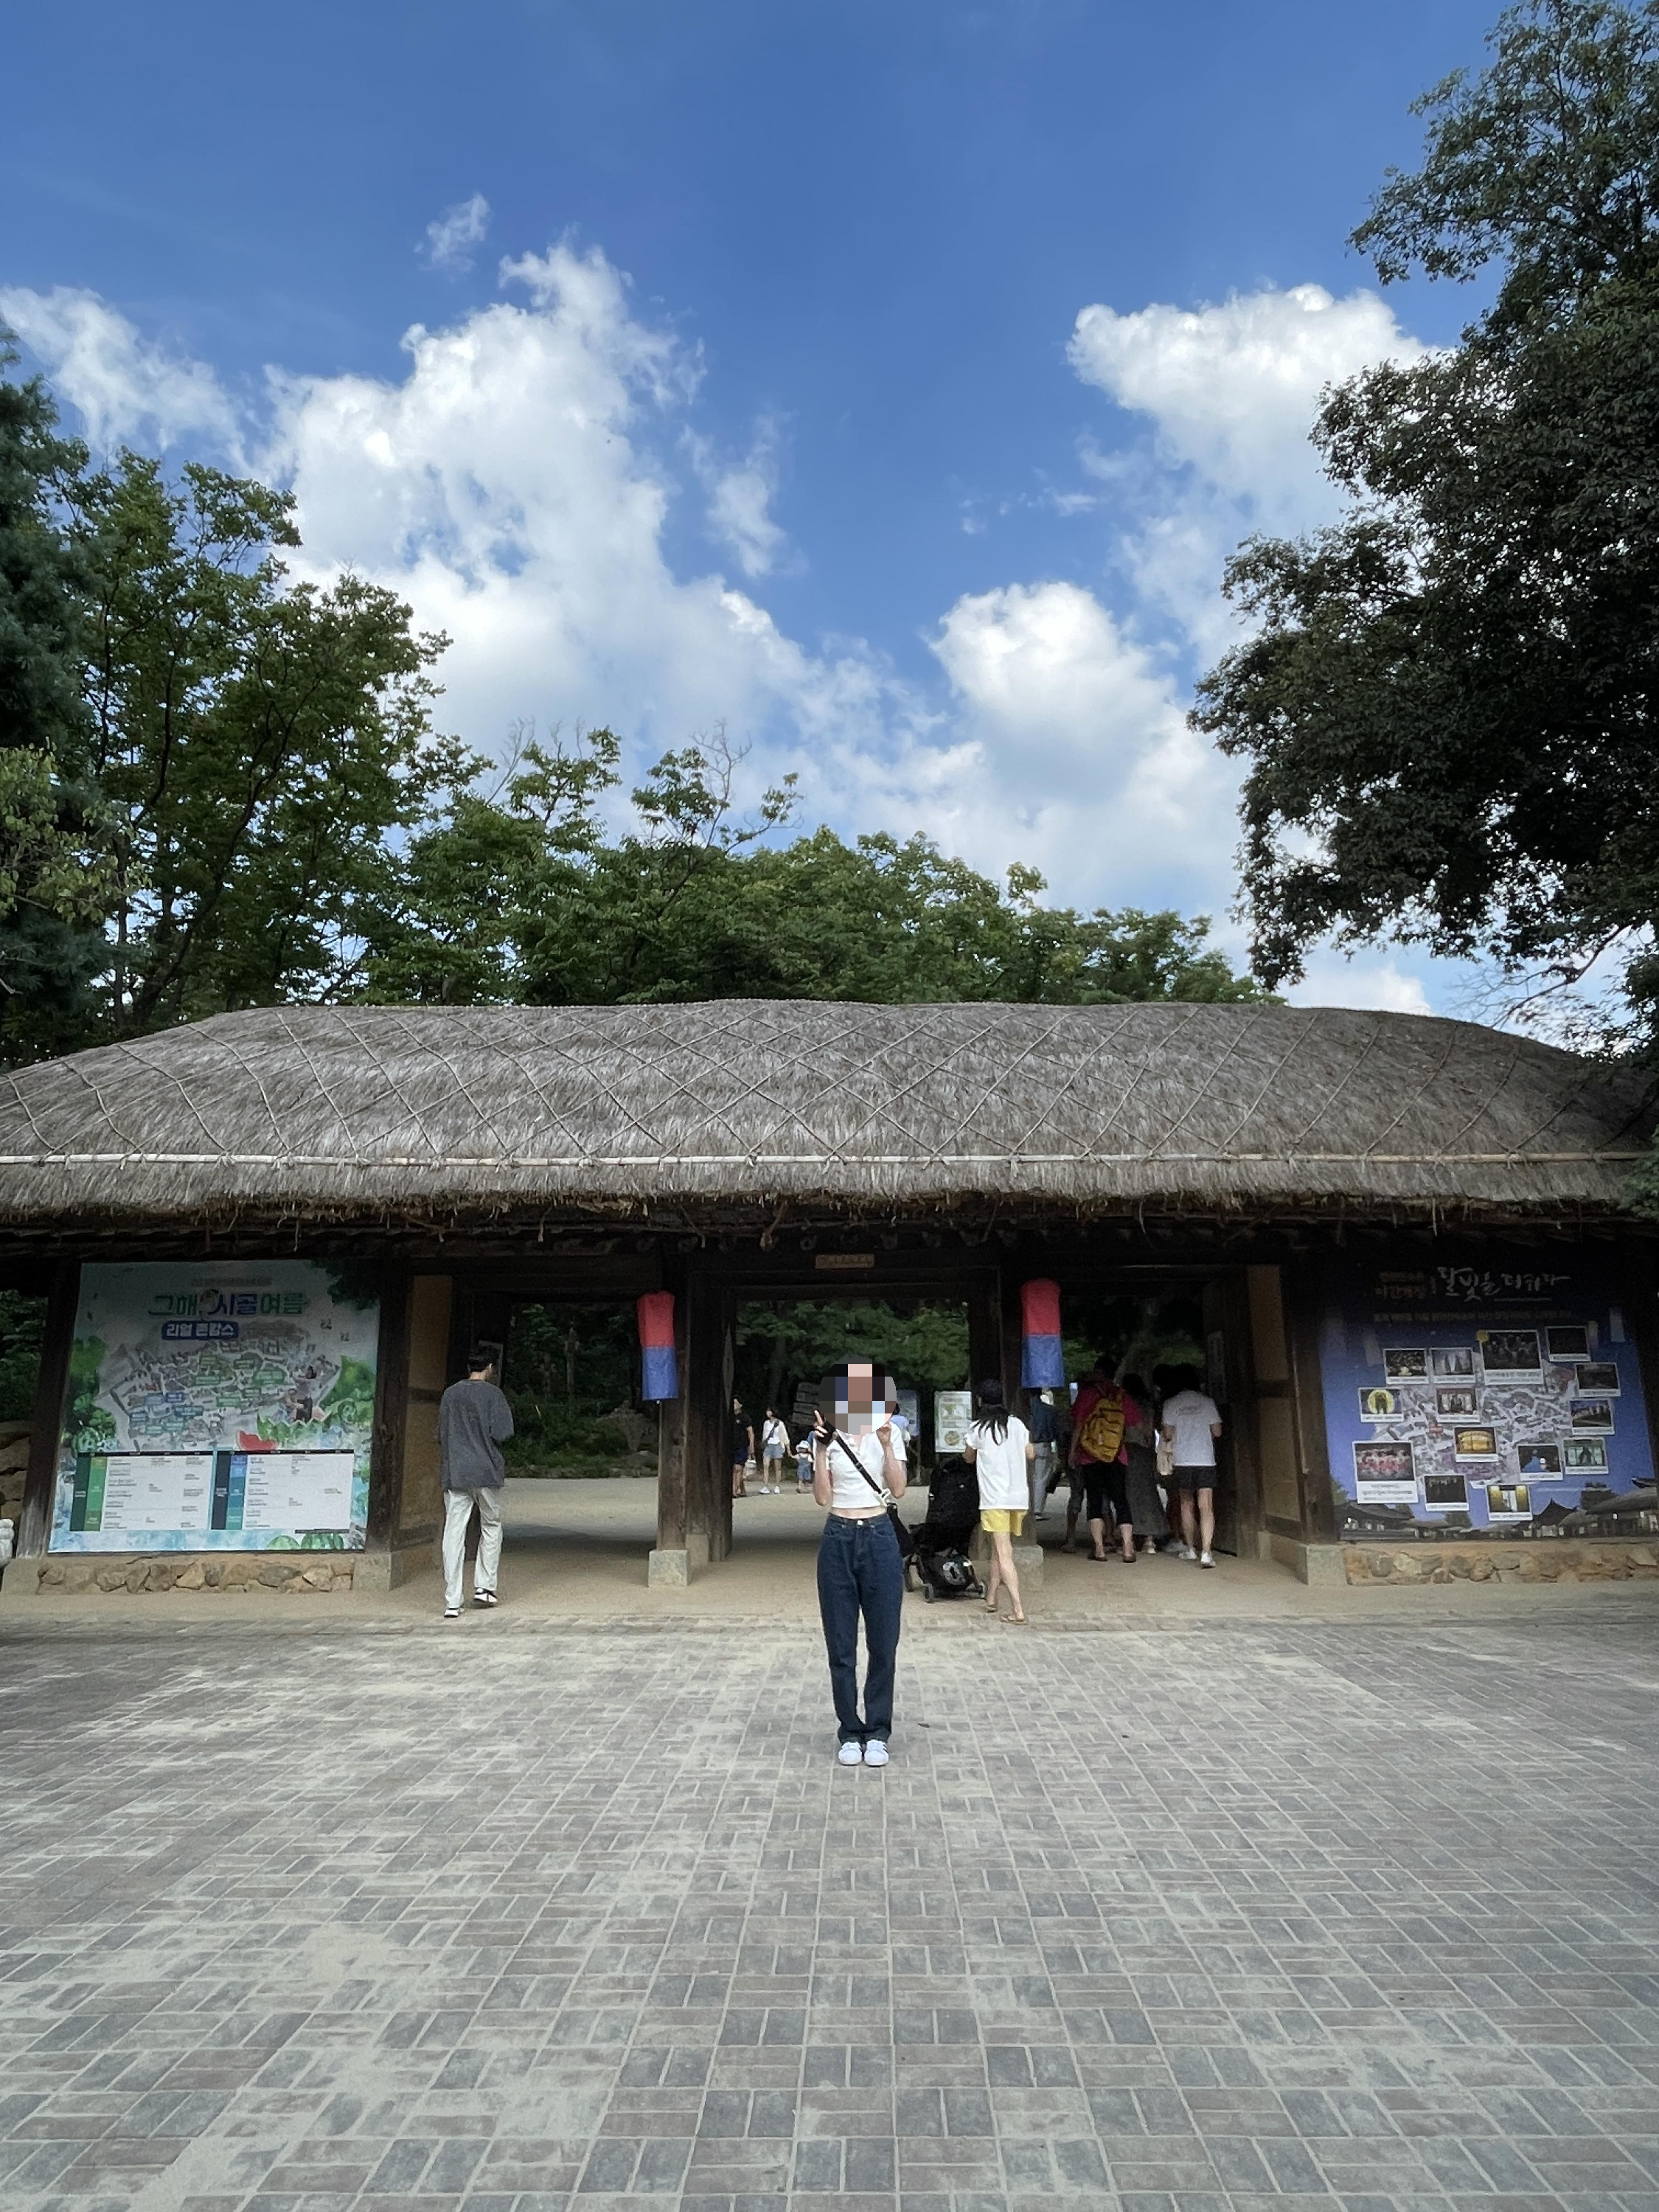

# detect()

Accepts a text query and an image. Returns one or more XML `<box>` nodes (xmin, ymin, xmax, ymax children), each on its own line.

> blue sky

<box><xmin>2</xmin><ymin>0</ymin><xmax>1503</xmax><ymax>1009</ymax></box>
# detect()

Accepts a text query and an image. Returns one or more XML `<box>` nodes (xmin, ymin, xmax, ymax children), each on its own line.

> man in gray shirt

<box><xmin>439</xmin><ymin>1349</ymin><xmax>515</xmax><ymax>1618</ymax></box>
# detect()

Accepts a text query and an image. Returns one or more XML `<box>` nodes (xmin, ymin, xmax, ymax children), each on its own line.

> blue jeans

<box><xmin>817</xmin><ymin>1512</ymin><xmax>902</xmax><ymax>1745</ymax></box>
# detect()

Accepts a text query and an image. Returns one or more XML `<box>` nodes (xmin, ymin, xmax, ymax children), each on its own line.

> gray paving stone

<box><xmin>0</xmin><ymin>1614</ymin><xmax>1655</xmax><ymax>2212</ymax></box>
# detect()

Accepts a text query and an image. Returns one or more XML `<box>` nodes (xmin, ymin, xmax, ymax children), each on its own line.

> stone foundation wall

<box><xmin>1343</xmin><ymin>1540</ymin><xmax>1658</xmax><ymax>1585</ymax></box>
<box><xmin>31</xmin><ymin>1554</ymin><xmax>356</xmax><ymax>1595</ymax></box>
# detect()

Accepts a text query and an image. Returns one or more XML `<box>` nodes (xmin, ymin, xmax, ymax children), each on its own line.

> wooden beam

<box><xmin>18</xmin><ymin>1259</ymin><xmax>77</xmax><ymax>1558</ymax></box>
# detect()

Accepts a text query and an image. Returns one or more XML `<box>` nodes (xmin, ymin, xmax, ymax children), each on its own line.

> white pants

<box><xmin>442</xmin><ymin>1486</ymin><xmax>503</xmax><ymax>1609</ymax></box>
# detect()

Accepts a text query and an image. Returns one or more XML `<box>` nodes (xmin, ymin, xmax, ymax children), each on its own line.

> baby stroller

<box><xmin>905</xmin><ymin>1454</ymin><xmax>983</xmax><ymax>1601</ymax></box>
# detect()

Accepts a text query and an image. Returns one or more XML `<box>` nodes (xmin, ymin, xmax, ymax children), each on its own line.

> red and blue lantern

<box><xmin>1020</xmin><ymin>1278</ymin><xmax>1065</xmax><ymax>1388</ymax></box>
<box><xmin>636</xmin><ymin>1291</ymin><xmax>679</xmax><ymax>1401</ymax></box>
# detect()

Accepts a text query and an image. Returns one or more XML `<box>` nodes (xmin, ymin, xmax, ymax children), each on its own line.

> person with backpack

<box><xmin>1068</xmin><ymin>1359</ymin><xmax>1142</xmax><ymax>1564</ymax></box>
<box><xmin>962</xmin><ymin>1378</ymin><xmax>1034</xmax><ymax>1624</ymax></box>
<box><xmin>813</xmin><ymin>1362</ymin><xmax>908</xmax><ymax>1767</ymax></box>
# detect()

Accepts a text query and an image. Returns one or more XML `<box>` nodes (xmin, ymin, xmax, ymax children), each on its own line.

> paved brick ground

<box><xmin>0</xmin><ymin>1610</ymin><xmax>1655</xmax><ymax>2212</ymax></box>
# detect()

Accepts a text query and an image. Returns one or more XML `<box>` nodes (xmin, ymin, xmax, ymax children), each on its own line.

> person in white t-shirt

<box><xmin>759</xmin><ymin>1408</ymin><xmax>790</xmax><ymax>1492</ymax></box>
<box><xmin>813</xmin><ymin>1363</ymin><xmax>908</xmax><ymax>1767</ymax></box>
<box><xmin>1159</xmin><ymin>1366</ymin><xmax>1223</xmax><ymax>1568</ymax></box>
<box><xmin>962</xmin><ymin>1378</ymin><xmax>1035</xmax><ymax>1624</ymax></box>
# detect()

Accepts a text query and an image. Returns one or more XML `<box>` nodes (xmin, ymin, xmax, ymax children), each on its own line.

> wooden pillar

<box><xmin>1284</xmin><ymin>1258</ymin><xmax>1338</xmax><ymax>1542</ymax></box>
<box><xmin>681</xmin><ymin>1265</ymin><xmax>731</xmax><ymax>1568</ymax></box>
<box><xmin>655</xmin><ymin>1268</ymin><xmax>689</xmax><ymax>1556</ymax></box>
<box><xmin>367</xmin><ymin>1263</ymin><xmax>412</xmax><ymax>1549</ymax></box>
<box><xmin>18</xmin><ymin>1259</ymin><xmax>77</xmax><ymax>1559</ymax></box>
<box><xmin>966</xmin><ymin>1266</ymin><xmax>1006</xmax><ymax>1397</ymax></box>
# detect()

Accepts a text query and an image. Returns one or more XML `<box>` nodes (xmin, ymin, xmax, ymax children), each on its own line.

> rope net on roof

<box><xmin>0</xmin><ymin>999</ymin><xmax>1649</xmax><ymax>1226</ymax></box>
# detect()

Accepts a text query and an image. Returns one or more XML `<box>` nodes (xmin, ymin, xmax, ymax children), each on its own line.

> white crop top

<box><xmin>824</xmin><ymin>1427</ymin><xmax>891</xmax><ymax>1511</ymax></box>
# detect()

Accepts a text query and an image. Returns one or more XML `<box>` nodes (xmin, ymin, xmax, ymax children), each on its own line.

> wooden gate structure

<box><xmin>2</xmin><ymin>999</ymin><xmax>1655</xmax><ymax>1591</ymax></box>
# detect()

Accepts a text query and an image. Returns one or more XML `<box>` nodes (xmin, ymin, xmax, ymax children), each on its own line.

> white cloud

<box><xmin>0</xmin><ymin>284</ymin><xmax>240</xmax><ymax>455</ymax></box>
<box><xmin>1286</xmin><ymin>951</ymin><xmax>1433</xmax><ymax>1016</ymax></box>
<box><xmin>257</xmin><ymin>243</ymin><xmax>898</xmax><ymax>801</ymax></box>
<box><xmin>1066</xmin><ymin>283</ymin><xmax>1432</xmax><ymax>658</ymax></box>
<box><xmin>688</xmin><ymin>416</ymin><xmax>790</xmax><ymax>578</ymax></box>
<box><xmin>422</xmin><ymin>193</ymin><xmax>490</xmax><ymax>273</ymax></box>
<box><xmin>919</xmin><ymin>579</ymin><xmax>1239</xmax><ymax>913</ymax></box>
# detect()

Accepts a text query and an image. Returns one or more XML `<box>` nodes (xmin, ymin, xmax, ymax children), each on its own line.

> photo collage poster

<box><xmin>51</xmin><ymin>1260</ymin><xmax>379</xmax><ymax>1554</ymax></box>
<box><xmin>1318</xmin><ymin>1257</ymin><xmax>1657</xmax><ymax>1539</ymax></box>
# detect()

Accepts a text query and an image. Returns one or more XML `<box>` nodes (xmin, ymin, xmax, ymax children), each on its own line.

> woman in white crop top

<box><xmin>813</xmin><ymin>1360</ymin><xmax>908</xmax><ymax>1769</ymax></box>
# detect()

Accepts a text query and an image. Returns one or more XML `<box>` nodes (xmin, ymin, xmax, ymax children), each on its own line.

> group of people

<box><xmin>1037</xmin><ymin>1361</ymin><xmax>1224</xmax><ymax>1568</ymax></box>
<box><xmin>731</xmin><ymin>1396</ymin><xmax>911</xmax><ymax>1497</ymax></box>
<box><xmin>429</xmin><ymin>1346</ymin><xmax>1224</xmax><ymax>1778</ymax></box>
<box><xmin>810</xmin><ymin>1356</ymin><xmax>1223</xmax><ymax>1766</ymax></box>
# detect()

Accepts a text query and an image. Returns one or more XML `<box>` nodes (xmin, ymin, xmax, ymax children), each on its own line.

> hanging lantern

<box><xmin>636</xmin><ymin>1291</ymin><xmax>679</xmax><ymax>1401</ymax></box>
<box><xmin>1020</xmin><ymin>1278</ymin><xmax>1065</xmax><ymax>1388</ymax></box>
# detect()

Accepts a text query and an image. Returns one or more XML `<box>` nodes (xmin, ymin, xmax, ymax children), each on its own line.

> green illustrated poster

<box><xmin>52</xmin><ymin>1261</ymin><xmax>378</xmax><ymax>1554</ymax></box>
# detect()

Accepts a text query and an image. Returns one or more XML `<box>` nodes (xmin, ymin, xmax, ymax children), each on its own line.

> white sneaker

<box><xmin>1199</xmin><ymin>1551</ymin><xmax>1215</xmax><ymax>1568</ymax></box>
<box><xmin>472</xmin><ymin>1590</ymin><xmax>497</xmax><ymax>1607</ymax></box>
<box><xmin>863</xmin><ymin>1740</ymin><xmax>890</xmax><ymax>1767</ymax></box>
<box><xmin>1179</xmin><ymin>1544</ymin><xmax>1198</xmax><ymax>1560</ymax></box>
<box><xmin>443</xmin><ymin>1607</ymin><xmax>461</xmax><ymax>1619</ymax></box>
<box><xmin>836</xmin><ymin>1741</ymin><xmax>863</xmax><ymax>1767</ymax></box>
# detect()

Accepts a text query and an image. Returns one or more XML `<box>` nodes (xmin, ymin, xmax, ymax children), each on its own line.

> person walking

<box><xmin>1161</xmin><ymin>1366</ymin><xmax>1224</xmax><ymax>1567</ymax></box>
<box><xmin>1119</xmin><ymin>1371</ymin><xmax>1170</xmax><ymax>1552</ymax></box>
<box><xmin>814</xmin><ymin>1361</ymin><xmax>908</xmax><ymax>1767</ymax></box>
<box><xmin>759</xmin><ymin>1407</ymin><xmax>790</xmax><ymax>1492</ymax></box>
<box><xmin>963</xmin><ymin>1378</ymin><xmax>1034</xmax><ymax>1624</ymax></box>
<box><xmin>1028</xmin><ymin>1389</ymin><xmax>1061</xmax><ymax>1518</ymax></box>
<box><xmin>731</xmin><ymin>1397</ymin><xmax>755</xmax><ymax>1500</ymax></box>
<box><xmin>1068</xmin><ymin>1359</ymin><xmax>1141</xmax><ymax>1563</ymax></box>
<box><xmin>438</xmin><ymin>1349</ymin><xmax>515</xmax><ymax>1619</ymax></box>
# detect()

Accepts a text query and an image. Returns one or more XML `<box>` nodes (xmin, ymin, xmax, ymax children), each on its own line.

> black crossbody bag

<box><xmin>827</xmin><ymin>1429</ymin><xmax>903</xmax><ymax>1539</ymax></box>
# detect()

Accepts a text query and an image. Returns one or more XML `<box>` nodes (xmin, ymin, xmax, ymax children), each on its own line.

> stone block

<box><xmin>648</xmin><ymin>1546</ymin><xmax>691</xmax><ymax>1587</ymax></box>
<box><xmin>174</xmin><ymin>1559</ymin><xmax>205</xmax><ymax>1590</ymax></box>
<box><xmin>1011</xmin><ymin>1541</ymin><xmax>1043</xmax><ymax>1589</ymax></box>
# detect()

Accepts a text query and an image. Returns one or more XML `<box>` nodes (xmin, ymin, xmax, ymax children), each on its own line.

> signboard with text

<box><xmin>1318</xmin><ymin>1257</ymin><xmax>1657</xmax><ymax>1540</ymax></box>
<box><xmin>51</xmin><ymin>1262</ymin><xmax>378</xmax><ymax>1554</ymax></box>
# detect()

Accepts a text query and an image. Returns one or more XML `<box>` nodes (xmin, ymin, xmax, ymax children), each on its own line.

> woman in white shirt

<box><xmin>813</xmin><ymin>1363</ymin><xmax>908</xmax><ymax>1766</ymax></box>
<box><xmin>962</xmin><ymin>1378</ymin><xmax>1034</xmax><ymax>1624</ymax></box>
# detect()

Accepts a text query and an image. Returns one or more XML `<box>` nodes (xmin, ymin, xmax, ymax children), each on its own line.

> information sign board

<box><xmin>51</xmin><ymin>1261</ymin><xmax>378</xmax><ymax>1554</ymax></box>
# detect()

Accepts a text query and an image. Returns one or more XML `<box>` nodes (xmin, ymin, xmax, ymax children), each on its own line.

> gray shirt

<box><xmin>438</xmin><ymin>1378</ymin><xmax>515</xmax><ymax>1491</ymax></box>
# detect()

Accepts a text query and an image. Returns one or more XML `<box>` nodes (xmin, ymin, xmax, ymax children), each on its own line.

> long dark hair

<box><xmin>975</xmin><ymin>1376</ymin><xmax>1009</xmax><ymax>1442</ymax></box>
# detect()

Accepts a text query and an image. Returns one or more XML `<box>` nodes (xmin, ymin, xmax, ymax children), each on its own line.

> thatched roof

<box><xmin>0</xmin><ymin>1000</ymin><xmax>1649</xmax><ymax>1234</ymax></box>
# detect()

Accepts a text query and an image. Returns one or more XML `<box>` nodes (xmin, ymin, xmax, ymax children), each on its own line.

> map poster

<box><xmin>51</xmin><ymin>1261</ymin><xmax>378</xmax><ymax>1554</ymax></box>
<box><xmin>1317</xmin><ymin>1256</ymin><xmax>1657</xmax><ymax>1541</ymax></box>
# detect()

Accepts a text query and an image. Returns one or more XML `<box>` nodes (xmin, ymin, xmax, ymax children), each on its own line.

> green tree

<box><xmin>74</xmin><ymin>455</ymin><xmax>451</xmax><ymax>1034</ymax></box>
<box><xmin>1192</xmin><ymin>0</ymin><xmax>1659</xmax><ymax>1041</ymax></box>
<box><xmin>366</xmin><ymin>731</ymin><xmax>1263</xmax><ymax>1009</ymax></box>
<box><xmin>0</xmin><ymin>338</ymin><xmax>116</xmax><ymax>1058</ymax></box>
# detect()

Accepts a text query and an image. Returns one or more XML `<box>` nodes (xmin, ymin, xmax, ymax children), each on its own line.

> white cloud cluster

<box><xmin>687</xmin><ymin>416</ymin><xmax>791</xmax><ymax>579</ymax></box>
<box><xmin>422</xmin><ymin>193</ymin><xmax>490</xmax><ymax>273</ymax></box>
<box><xmin>1068</xmin><ymin>283</ymin><xmax>1432</xmax><ymax>659</ymax></box>
<box><xmin>1</xmin><ymin>250</ymin><xmax>1450</xmax><ymax>1006</ymax></box>
<box><xmin>0</xmin><ymin>282</ymin><xmax>242</xmax><ymax>456</ymax></box>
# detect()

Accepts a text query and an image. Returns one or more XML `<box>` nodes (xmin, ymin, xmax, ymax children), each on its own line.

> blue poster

<box><xmin>1318</xmin><ymin>1257</ymin><xmax>1657</xmax><ymax>1539</ymax></box>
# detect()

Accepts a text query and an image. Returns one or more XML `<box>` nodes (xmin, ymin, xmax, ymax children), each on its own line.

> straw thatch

<box><xmin>0</xmin><ymin>999</ymin><xmax>1650</xmax><ymax>1234</ymax></box>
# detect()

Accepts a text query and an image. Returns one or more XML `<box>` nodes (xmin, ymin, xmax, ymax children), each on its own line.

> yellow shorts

<box><xmin>980</xmin><ymin>1509</ymin><xmax>1026</xmax><ymax>1535</ymax></box>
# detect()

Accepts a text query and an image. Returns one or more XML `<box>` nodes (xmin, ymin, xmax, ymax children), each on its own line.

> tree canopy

<box><xmin>1192</xmin><ymin>0</ymin><xmax>1659</xmax><ymax>1046</ymax></box>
